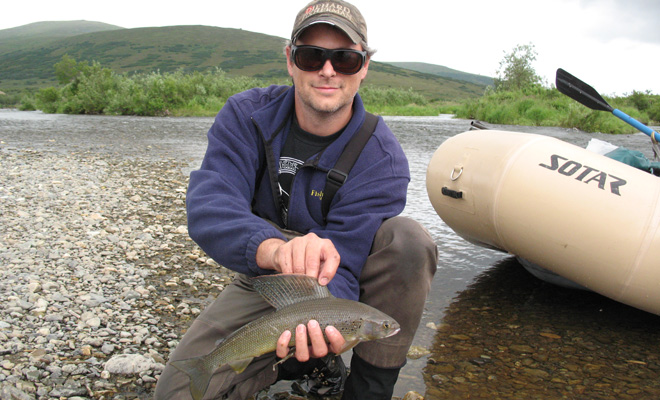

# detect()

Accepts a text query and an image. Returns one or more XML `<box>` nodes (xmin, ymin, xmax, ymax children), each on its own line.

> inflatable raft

<box><xmin>426</xmin><ymin>129</ymin><xmax>660</xmax><ymax>315</ymax></box>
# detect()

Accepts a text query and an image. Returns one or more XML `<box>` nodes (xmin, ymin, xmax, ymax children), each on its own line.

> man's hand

<box><xmin>256</xmin><ymin>233</ymin><xmax>340</xmax><ymax>285</ymax></box>
<box><xmin>276</xmin><ymin>320</ymin><xmax>346</xmax><ymax>362</ymax></box>
<box><xmin>257</xmin><ymin>234</ymin><xmax>344</xmax><ymax>362</ymax></box>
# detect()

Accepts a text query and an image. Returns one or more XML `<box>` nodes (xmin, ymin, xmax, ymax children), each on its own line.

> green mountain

<box><xmin>0</xmin><ymin>20</ymin><xmax>122</xmax><ymax>40</ymax></box>
<box><xmin>385</xmin><ymin>62</ymin><xmax>494</xmax><ymax>87</ymax></box>
<box><xmin>0</xmin><ymin>21</ymin><xmax>488</xmax><ymax>100</ymax></box>
<box><xmin>0</xmin><ymin>21</ymin><xmax>122</xmax><ymax>54</ymax></box>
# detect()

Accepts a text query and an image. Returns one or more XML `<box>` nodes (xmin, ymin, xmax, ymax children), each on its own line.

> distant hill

<box><xmin>385</xmin><ymin>62</ymin><xmax>494</xmax><ymax>87</ymax></box>
<box><xmin>0</xmin><ymin>21</ymin><xmax>123</xmax><ymax>55</ymax></box>
<box><xmin>0</xmin><ymin>20</ymin><xmax>123</xmax><ymax>41</ymax></box>
<box><xmin>0</xmin><ymin>21</ymin><xmax>488</xmax><ymax>100</ymax></box>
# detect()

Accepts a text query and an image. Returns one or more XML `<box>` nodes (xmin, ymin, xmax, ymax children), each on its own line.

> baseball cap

<box><xmin>291</xmin><ymin>0</ymin><xmax>368</xmax><ymax>45</ymax></box>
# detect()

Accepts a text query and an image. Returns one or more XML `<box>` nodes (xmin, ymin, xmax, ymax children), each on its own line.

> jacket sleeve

<box><xmin>317</xmin><ymin>126</ymin><xmax>410</xmax><ymax>301</ymax></box>
<box><xmin>186</xmin><ymin>94</ymin><xmax>285</xmax><ymax>276</ymax></box>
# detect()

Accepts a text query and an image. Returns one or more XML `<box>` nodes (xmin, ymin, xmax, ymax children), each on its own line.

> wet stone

<box><xmin>0</xmin><ymin>149</ymin><xmax>232</xmax><ymax>398</ymax></box>
<box><xmin>423</xmin><ymin>258</ymin><xmax>660</xmax><ymax>399</ymax></box>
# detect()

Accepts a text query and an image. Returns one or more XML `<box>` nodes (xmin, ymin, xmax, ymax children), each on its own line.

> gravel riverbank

<box><xmin>1</xmin><ymin>148</ymin><xmax>235</xmax><ymax>399</ymax></box>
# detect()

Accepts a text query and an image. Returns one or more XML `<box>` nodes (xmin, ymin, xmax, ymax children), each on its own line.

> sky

<box><xmin>2</xmin><ymin>0</ymin><xmax>659</xmax><ymax>96</ymax></box>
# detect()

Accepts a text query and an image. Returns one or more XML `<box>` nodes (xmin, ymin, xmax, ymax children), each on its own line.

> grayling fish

<box><xmin>170</xmin><ymin>274</ymin><xmax>400</xmax><ymax>400</ymax></box>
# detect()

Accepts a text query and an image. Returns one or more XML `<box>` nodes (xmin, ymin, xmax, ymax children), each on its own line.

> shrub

<box><xmin>360</xmin><ymin>86</ymin><xmax>428</xmax><ymax>109</ymax></box>
<box><xmin>22</xmin><ymin>56</ymin><xmax>273</xmax><ymax>116</ymax></box>
<box><xmin>525</xmin><ymin>106</ymin><xmax>550</xmax><ymax>126</ymax></box>
<box><xmin>35</xmin><ymin>87</ymin><xmax>61</xmax><ymax>113</ymax></box>
<box><xmin>18</xmin><ymin>95</ymin><xmax>37</xmax><ymax>111</ymax></box>
<box><xmin>648</xmin><ymin>101</ymin><xmax>660</xmax><ymax>123</ymax></box>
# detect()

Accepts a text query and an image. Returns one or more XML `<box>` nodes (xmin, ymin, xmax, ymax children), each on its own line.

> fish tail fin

<box><xmin>170</xmin><ymin>357</ymin><xmax>214</xmax><ymax>400</ymax></box>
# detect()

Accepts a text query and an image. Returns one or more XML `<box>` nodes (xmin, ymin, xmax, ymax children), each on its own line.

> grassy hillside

<box><xmin>0</xmin><ymin>21</ymin><xmax>122</xmax><ymax>56</ymax></box>
<box><xmin>386</xmin><ymin>62</ymin><xmax>494</xmax><ymax>87</ymax></box>
<box><xmin>0</xmin><ymin>21</ymin><xmax>488</xmax><ymax>100</ymax></box>
<box><xmin>0</xmin><ymin>20</ymin><xmax>122</xmax><ymax>41</ymax></box>
<box><xmin>366</xmin><ymin>62</ymin><xmax>486</xmax><ymax>101</ymax></box>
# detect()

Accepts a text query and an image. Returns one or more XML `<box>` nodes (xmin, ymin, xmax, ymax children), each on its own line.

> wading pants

<box><xmin>154</xmin><ymin>216</ymin><xmax>438</xmax><ymax>399</ymax></box>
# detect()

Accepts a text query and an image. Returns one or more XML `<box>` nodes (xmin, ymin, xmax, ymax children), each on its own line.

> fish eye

<box><xmin>383</xmin><ymin>322</ymin><xmax>390</xmax><ymax>329</ymax></box>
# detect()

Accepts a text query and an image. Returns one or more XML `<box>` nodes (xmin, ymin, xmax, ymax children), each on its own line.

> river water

<box><xmin>2</xmin><ymin>109</ymin><xmax>659</xmax><ymax>398</ymax></box>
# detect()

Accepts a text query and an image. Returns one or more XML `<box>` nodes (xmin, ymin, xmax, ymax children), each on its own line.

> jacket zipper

<box><xmin>251</xmin><ymin>116</ymin><xmax>287</xmax><ymax>228</ymax></box>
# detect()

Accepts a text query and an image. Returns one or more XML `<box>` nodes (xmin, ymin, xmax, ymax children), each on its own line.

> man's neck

<box><xmin>294</xmin><ymin>102</ymin><xmax>353</xmax><ymax>137</ymax></box>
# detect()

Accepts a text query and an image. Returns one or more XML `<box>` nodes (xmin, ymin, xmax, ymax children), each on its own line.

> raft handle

<box><xmin>451</xmin><ymin>166</ymin><xmax>463</xmax><ymax>181</ymax></box>
<box><xmin>441</xmin><ymin>187</ymin><xmax>463</xmax><ymax>199</ymax></box>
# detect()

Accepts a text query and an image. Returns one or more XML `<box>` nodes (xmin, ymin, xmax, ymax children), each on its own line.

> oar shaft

<box><xmin>613</xmin><ymin>109</ymin><xmax>660</xmax><ymax>142</ymax></box>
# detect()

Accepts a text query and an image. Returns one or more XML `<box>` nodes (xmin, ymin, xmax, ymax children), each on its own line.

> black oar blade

<box><xmin>556</xmin><ymin>68</ymin><xmax>613</xmax><ymax>113</ymax></box>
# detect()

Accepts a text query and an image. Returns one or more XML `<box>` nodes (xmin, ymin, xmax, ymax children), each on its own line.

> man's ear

<box><xmin>286</xmin><ymin>46</ymin><xmax>295</xmax><ymax>78</ymax></box>
<box><xmin>359</xmin><ymin>57</ymin><xmax>370</xmax><ymax>80</ymax></box>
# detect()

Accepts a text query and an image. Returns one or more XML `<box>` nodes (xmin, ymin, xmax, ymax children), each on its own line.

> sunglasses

<box><xmin>291</xmin><ymin>45</ymin><xmax>367</xmax><ymax>75</ymax></box>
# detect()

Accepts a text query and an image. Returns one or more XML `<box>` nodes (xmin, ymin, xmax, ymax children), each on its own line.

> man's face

<box><xmin>286</xmin><ymin>24</ymin><xmax>369</xmax><ymax>121</ymax></box>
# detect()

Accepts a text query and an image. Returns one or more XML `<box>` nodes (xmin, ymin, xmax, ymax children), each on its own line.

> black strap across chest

<box><xmin>321</xmin><ymin>112</ymin><xmax>378</xmax><ymax>221</ymax></box>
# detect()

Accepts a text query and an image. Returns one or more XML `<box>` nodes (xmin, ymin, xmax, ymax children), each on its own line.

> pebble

<box><xmin>402</xmin><ymin>391</ymin><xmax>424</xmax><ymax>400</ymax></box>
<box><xmin>423</xmin><ymin>258</ymin><xmax>660</xmax><ymax>399</ymax></box>
<box><xmin>0</xmin><ymin>149</ymin><xmax>230</xmax><ymax>398</ymax></box>
<box><xmin>407</xmin><ymin>346</ymin><xmax>431</xmax><ymax>360</ymax></box>
<box><xmin>104</xmin><ymin>354</ymin><xmax>159</xmax><ymax>374</ymax></box>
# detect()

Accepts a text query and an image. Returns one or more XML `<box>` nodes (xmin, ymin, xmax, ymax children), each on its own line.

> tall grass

<box><xmin>21</xmin><ymin>61</ymin><xmax>269</xmax><ymax>116</ymax></box>
<box><xmin>359</xmin><ymin>86</ymin><xmax>451</xmax><ymax>115</ymax></box>
<box><xmin>454</xmin><ymin>85</ymin><xmax>660</xmax><ymax>134</ymax></box>
<box><xmin>21</xmin><ymin>58</ymin><xmax>443</xmax><ymax>117</ymax></box>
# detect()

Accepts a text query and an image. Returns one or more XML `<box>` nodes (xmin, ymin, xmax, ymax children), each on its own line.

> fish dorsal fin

<box><xmin>251</xmin><ymin>274</ymin><xmax>332</xmax><ymax>310</ymax></box>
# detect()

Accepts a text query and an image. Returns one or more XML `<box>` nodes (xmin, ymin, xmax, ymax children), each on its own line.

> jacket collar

<box><xmin>252</xmin><ymin>85</ymin><xmax>368</xmax><ymax>169</ymax></box>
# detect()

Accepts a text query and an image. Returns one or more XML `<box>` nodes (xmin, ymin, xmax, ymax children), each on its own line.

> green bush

<box><xmin>628</xmin><ymin>90</ymin><xmax>652</xmax><ymax>111</ymax></box>
<box><xmin>18</xmin><ymin>95</ymin><xmax>37</xmax><ymax>111</ymax></box>
<box><xmin>648</xmin><ymin>101</ymin><xmax>660</xmax><ymax>122</ymax></box>
<box><xmin>360</xmin><ymin>86</ymin><xmax>428</xmax><ymax>109</ymax></box>
<box><xmin>0</xmin><ymin>92</ymin><xmax>22</xmax><ymax>108</ymax></box>
<box><xmin>452</xmin><ymin>85</ymin><xmax>657</xmax><ymax>134</ymax></box>
<box><xmin>525</xmin><ymin>106</ymin><xmax>549</xmax><ymax>125</ymax></box>
<box><xmin>35</xmin><ymin>87</ymin><xmax>61</xmax><ymax>113</ymax></box>
<box><xmin>24</xmin><ymin>56</ymin><xmax>272</xmax><ymax>116</ymax></box>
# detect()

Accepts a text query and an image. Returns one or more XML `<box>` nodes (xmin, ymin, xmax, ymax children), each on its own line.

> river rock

<box><xmin>104</xmin><ymin>354</ymin><xmax>157</xmax><ymax>375</ymax></box>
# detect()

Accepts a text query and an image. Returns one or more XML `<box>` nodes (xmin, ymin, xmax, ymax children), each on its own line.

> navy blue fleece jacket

<box><xmin>186</xmin><ymin>85</ymin><xmax>409</xmax><ymax>300</ymax></box>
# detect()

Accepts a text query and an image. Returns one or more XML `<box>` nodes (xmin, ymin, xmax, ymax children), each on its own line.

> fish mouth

<box><xmin>386</xmin><ymin>327</ymin><xmax>401</xmax><ymax>338</ymax></box>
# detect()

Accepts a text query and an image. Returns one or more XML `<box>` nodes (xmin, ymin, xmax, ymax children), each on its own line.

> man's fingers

<box><xmin>304</xmin><ymin>240</ymin><xmax>321</xmax><ymax>280</ymax></box>
<box><xmin>274</xmin><ymin>244</ymin><xmax>293</xmax><ymax>274</ymax></box>
<box><xmin>318</xmin><ymin>244</ymin><xmax>340</xmax><ymax>286</ymax></box>
<box><xmin>276</xmin><ymin>330</ymin><xmax>292</xmax><ymax>359</ymax></box>
<box><xmin>272</xmin><ymin>233</ymin><xmax>340</xmax><ymax>285</ymax></box>
<box><xmin>325</xmin><ymin>325</ymin><xmax>346</xmax><ymax>354</ymax></box>
<box><xmin>290</xmin><ymin>240</ymin><xmax>306</xmax><ymax>275</ymax></box>
<box><xmin>307</xmin><ymin>320</ymin><xmax>328</xmax><ymax>358</ymax></box>
<box><xmin>294</xmin><ymin>324</ymin><xmax>309</xmax><ymax>362</ymax></box>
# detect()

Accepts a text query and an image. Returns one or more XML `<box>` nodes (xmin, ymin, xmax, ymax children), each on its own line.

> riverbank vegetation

<box><xmin>18</xmin><ymin>56</ymin><xmax>266</xmax><ymax>117</ymax></box>
<box><xmin>16</xmin><ymin>54</ymin><xmax>659</xmax><ymax>134</ymax></box>
<box><xmin>18</xmin><ymin>56</ymin><xmax>435</xmax><ymax>117</ymax></box>
<box><xmin>452</xmin><ymin>43</ymin><xmax>660</xmax><ymax>134</ymax></box>
<box><xmin>453</xmin><ymin>85</ymin><xmax>660</xmax><ymax>134</ymax></box>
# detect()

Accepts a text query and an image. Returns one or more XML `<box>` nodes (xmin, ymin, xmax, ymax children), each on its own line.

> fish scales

<box><xmin>170</xmin><ymin>274</ymin><xmax>400</xmax><ymax>400</ymax></box>
<box><xmin>202</xmin><ymin>297</ymin><xmax>379</xmax><ymax>370</ymax></box>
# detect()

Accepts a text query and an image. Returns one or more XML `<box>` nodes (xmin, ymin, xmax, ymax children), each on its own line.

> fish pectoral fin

<box><xmin>336</xmin><ymin>339</ymin><xmax>360</xmax><ymax>355</ymax></box>
<box><xmin>228</xmin><ymin>357</ymin><xmax>254</xmax><ymax>374</ymax></box>
<box><xmin>272</xmin><ymin>347</ymin><xmax>297</xmax><ymax>371</ymax></box>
